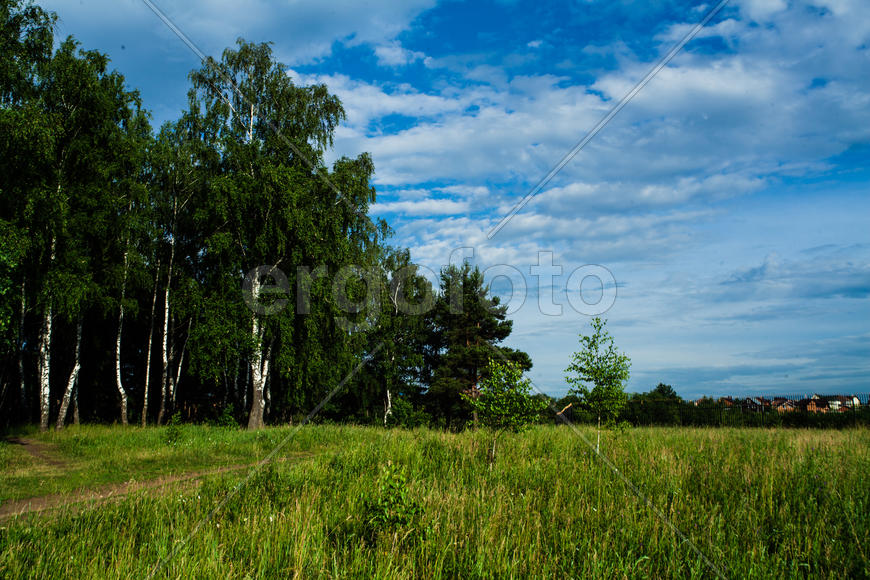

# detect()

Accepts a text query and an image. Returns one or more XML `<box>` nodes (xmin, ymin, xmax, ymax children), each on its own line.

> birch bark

<box><xmin>141</xmin><ymin>265</ymin><xmax>159</xmax><ymax>426</ymax></box>
<box><xmin>157</xmin><ymin>229</ymin><xmax>175</xmax><ymax>425</ymax></box>
<box><xmin>37</xmin><ymin>237</ymin><xmax>56</xmax><ymax>432</ymax></box>
<box><xmin>56</xmin><ymin>319</ymin><xmax>83</xmax><ymax>429</ymax></box>
<box><xmin>115</xmin><ymin>248</ymin><xmax>130</xmax><ymax>425</ymax></box>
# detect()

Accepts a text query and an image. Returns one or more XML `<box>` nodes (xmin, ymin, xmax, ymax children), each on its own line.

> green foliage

<box><xmin>565</xmin><ymin>317</ymin><xmax>631</xmax><ymax>425</ymax></box>
<box><xmin>386</xmin><ymin>396</ymin><xmax>429</xmax><ymax>429</ymax></box>
<box><xmin>362</xmin><ymin>461</ymin><xmax>422</xmax><ymax>536</ymax></box>
<box><xmin>212</xmin><ymin>404</ymin><xmax>238</xmax><ymax>428</ymax></box>
<box><xmin>344</xmin><ymin>247</ymin><xmax>434</xmax><ymax>424</ymax></box>
<box><xmin>426</xmin><ymin>263</ymin><xmax>531</xmax><ymax>427</ymax></box>
<box><xmin>0</xmin><ymin>0</ymin><xmax>541</xmax><ymax>431</ymax></box>
<box><xmin>623</xmin><ymin>383</ymin><xmax>684</xmax><ymax>425</ymax></box>
<box><xmin>183</xmin><ymin>39</ymin><xmax>385</xmax><ymax>429</ymax></box>
<box><xmin>164</xmin><ymin>412</ymin><xmax>183</xmax><ymax>446</ymax></box>
<box><xmin>462</xmin><ymin>358</ymin><xmax>548</xmax><ymax>433</ymax></box>
<box><xmin>0</xmin><ymin>221</ymin><xmax>25</xmax><ymax>341</ymax></box>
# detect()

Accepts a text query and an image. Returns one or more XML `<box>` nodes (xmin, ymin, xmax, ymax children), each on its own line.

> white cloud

<box><xmin>290</xmin><ymin>71</ymin><xmax>468</xmax><ymax>129</ymax></box>
<box><xmin>372</xmin><ymin>198</ymin><xmax>471</xmax><ymax>216</ymax></box>
<box><xmin>41</xmin><ymin>0</ymin><xmax>438</xmax><ymax>64</ymax></box>
<box><xmin>373</xmin><ymin>41</ymin><xmax>427</xmax><ymax>67</ymax></box>
<box><xmin>737</xmin><ymin>0</ymin><xmax>788</xmax><ymax>22</ymax></box>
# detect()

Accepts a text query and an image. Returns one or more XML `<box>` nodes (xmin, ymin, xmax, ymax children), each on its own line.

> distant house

<box><xmin>797</xmin><ymin>396</ymin><xmax>828</xmax><ymax>413</ymax></box>
<box><xmin>741</xmin><ymin>398</ymin><xmax>759</xmax><ymax>412</ymax></box>
<box><xmin>772</xmin><ymin>398</ymin><xmax>796</xmax><ymax>413</ymax></box>
<box><xmin>694</xmin><ymin>393</ymin><xmax>861</xmax><ymax>414</ymax></box>
<box><xmin>739</xmin><ymin>397</ymin><xmax>771</xmax><ymax>412</ymax></box>
<box><xmin>755</xmin><ymin>397</ymin><xmax>771</xmax><ymax>409</ymax></box>
<box><xmin>822</xmin><ymin>395</ymin><xmax>861</xmax><ymax>412</ymax></box>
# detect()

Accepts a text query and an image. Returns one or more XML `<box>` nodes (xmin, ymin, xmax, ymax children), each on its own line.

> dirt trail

<box><xmin>6</xmin><ymin>437</ymin><xmax>69</xmax><ymax>468</ymax></box>
<box><xmin>1</xmin><ymin>441</ymin><xmax>311</xmax><ymax>522</ymax></box>
<box><xmin>0</xmin><ymin>463</ymin><xmax>254</xmax><ymax>521</ymax></box>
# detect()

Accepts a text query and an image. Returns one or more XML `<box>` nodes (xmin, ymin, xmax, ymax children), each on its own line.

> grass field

<box><xmin>1</xmin><ymin>424</ymin><xmax>868</xmax><ymax>579</ymax></box>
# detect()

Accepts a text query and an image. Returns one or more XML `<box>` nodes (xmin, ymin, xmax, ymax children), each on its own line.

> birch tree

<box><xmin>356</xmin><ymin>247</ymin><xmax>433</xmax><ymax>425</ymax></box>
<box><xmin>186</xmin><ymin>39</ymin><xmax>380</xmax><ymax>429</ymax></box>
<box><xmin>0</xmin><ymin>0</ymin><xmax>55</xmax><ymax>422</ymax></box>
<box><xmin>150</xmin><ymin>122</ymin><xmax>198</xmax><ymax>424</ymax></box>
<box><xmin>565</xmin><ymin>317</ymin><xmax>631</xmax><ymax>453</ymax></box>
<box><xmin>26</xmin><ymin>38</ymin><xmax>140</xmax><ymax>430</ymax></box>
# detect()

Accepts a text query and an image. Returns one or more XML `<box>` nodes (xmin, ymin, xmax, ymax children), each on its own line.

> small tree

<box><xmin>565</xmin><ymin>317</ymin><xmax>631</xmax><ymax>453</ymax></box>
<box><xmin>463</xmin><ymin>358</ymin><xmax>548</xmax><ymax>467</ymax></box>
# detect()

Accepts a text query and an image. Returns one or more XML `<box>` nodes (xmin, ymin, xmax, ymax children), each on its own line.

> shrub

<box><xmin>212</xmin><ymin>404</ymin><xmax>237</xmax><ymax>428</ymax></box>
<box><xmin>362</xmin><ymin>462</ymin><xmax>422</xmax><ymax>538</ymax></box>
<box><xmin>386</xmin><ymin>397</ymin><xmax>430</xmax><ymax>429</ymax></box>
<box><xmin>164</xmin><ymin>412</ymin><xmax>183</xmax><ymax>446</ymax></box>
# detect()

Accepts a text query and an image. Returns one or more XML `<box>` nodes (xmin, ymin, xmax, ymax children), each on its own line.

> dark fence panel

<box><xmin>556</xmin><ymin>394</ymin><xmax>870</xmax><ymax>428</ymax></box>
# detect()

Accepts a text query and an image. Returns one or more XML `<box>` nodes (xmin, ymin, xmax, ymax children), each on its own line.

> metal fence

<box><xmin>557</xmin><ymin>394</ymin><xmax>870</xmax><ymax>428</ymax></box>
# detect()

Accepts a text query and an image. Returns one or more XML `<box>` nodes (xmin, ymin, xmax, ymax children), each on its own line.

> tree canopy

<box><xmin>0</xmin><ymin>1</ymin><xmax>533</xmax><ymax>430</ymax></box>
<box><xmin>425</xmin><ymin>263</ymin><xmax>531</xmax><ymax>429</ymax></box>
<box><xmin>564</xmin><ymin>317</ymin><xmax>631</xmax><ymax>428</ymax></box>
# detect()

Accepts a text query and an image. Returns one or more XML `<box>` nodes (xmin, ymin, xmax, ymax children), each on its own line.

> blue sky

<box><xmin>41</xmin><ymin>0</ymin><xmax>870</xmax><ymax>398</ymax></box>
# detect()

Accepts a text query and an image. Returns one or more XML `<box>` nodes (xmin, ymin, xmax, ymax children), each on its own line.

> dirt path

<box><xmin>0</xmin><ymin>463</ymin><xmax>253</xmax><ymax>521</ymax></box>
<box><xmin>0</xmin><ymin>448</ymin><xmax>311</xmax><ymax>522</ymax></box>
<box><xmin>5</xmin><ymin>437</ymin><xmax>69</xmax><ymax>468</ymax></box>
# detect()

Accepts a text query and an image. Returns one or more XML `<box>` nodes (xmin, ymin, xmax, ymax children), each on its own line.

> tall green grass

<box><xmin>0</xmin><ymin>423</ymin><xmax>327</xmax><ymax>502</ymax></box>
<box><xmin>1</xmin><ymin>425</ymin><xmax>868</xmax><ymax>578</ymax></box>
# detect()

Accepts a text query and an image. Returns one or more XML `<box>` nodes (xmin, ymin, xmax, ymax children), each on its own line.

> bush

<box><xmin>164</xmin><ymin>412</ymin><xmax>183</xmax><ymax>446</ymax></box>
<box><xmin>386</xmin><ymin>397</ymin><xmax>430</xmax><ymax>429</ymax></box>
<box><xmin>362</xmin><ymin>462</ymin><xmax>422</xmax><ymax>537</ymax></box>
<box><xmin>211</xmin><ymin>404</ymin><xmax>238</xmax><ymax>428</ymax></box>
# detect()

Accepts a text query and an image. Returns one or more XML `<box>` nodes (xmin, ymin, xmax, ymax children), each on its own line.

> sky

<box><xmin>39</xmin><ymin>0</ymin><xmax>870</xmax><ymax>399</ymax></box>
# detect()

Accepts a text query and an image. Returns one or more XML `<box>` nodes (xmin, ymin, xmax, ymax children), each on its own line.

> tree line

<box><xmin>0</xmin><ymin>0</ymin><xmax>531</xmax><ymax>430</ymax></box>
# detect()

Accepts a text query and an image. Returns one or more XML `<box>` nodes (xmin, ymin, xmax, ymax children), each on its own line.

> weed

<box><xmin>164</xmin><ymin>412</ymin><xmax>183</xmax><ymax>446</ymax></box>
<box><xmin>362</xmin><ymin>461</ymin><xmax>422</xmax><ymax>539</ymax></box>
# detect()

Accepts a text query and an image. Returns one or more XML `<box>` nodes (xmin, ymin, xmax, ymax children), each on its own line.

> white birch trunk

<box><xmin>115</xmin><ymin>309</ymin><xmax>129</xmax><ymax>426</ymax></box>
<box><xmin>242</xmin><ymin>357</ymin><xmax>249</xmax><ymax>410</ymax></box>
<box><xmin>157</xmin><ymin>234</ymin><xmax>175</xmax><ymax>425</ymax></box>
<box><xmin>37</xmin><ymin>303</ymin><xmax>53</xmax><ymax>431</ymax></box>
<box><xmin>264</xmin><ymin>372</ymin><xmax>271</xmax><ymax>419</ymax></box>
<box><xmin>384</xmin><ymin>387</ymin><xmax>393</xmax><ymax>426</ymax></box>
<box><xmin>141</xmin><ymin>265</ymin><xmax>159</xmax><ymax>427</ymax></box>
<box><xmin>384</xmin><ymin>284</ymin><xmax>400</xmax><ymax>428</ymax></box>
<box><xmin>115</xmin><ymin>249</ymin><xmax>130</xmax><ymax>426</ymax></box>
<box><xmin>18</xmin><ymin>281</ymin><xmax>26</xmax><ymax>414</ymax></box>
<box><xmin>246</xmin><ymin>327</ymin><xmax>269</xmax><ymax>429</ymax></box>
<box><xmin>56</xmin><ymin>319</ymin><xmax>83</xmax><ymax>429</ymax></box>
<box><xmin>246</xmin><ymin>276</ymin><xmax>271</xmax><ymax>430</ymax></box>
<box><xmin>169</xmin><ymin>318</ymin><xmax>191</xmax><ymax>408</ymax></box>
<box><xmin>38</xmin><ymin>238</ymin><xmax>56</xmax><ymax>432</ymax></box>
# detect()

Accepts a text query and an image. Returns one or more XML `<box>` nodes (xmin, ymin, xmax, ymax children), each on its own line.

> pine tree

<box><xmin>426</xmin><ymin>263</ymin><xmax>531</xmax><ymax>429</ymax></box>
